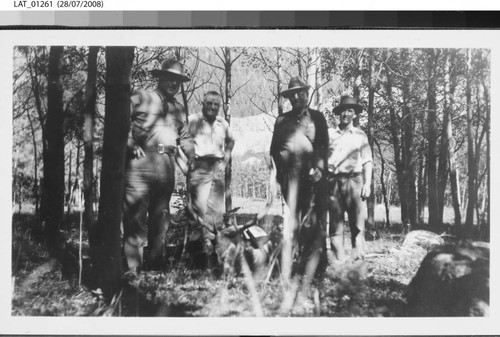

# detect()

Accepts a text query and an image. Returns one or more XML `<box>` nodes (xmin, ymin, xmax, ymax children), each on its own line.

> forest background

<box><xmin>11</xmin><ymin>43</ymin><xmax>490</xmax><ymax>298</ymax></box>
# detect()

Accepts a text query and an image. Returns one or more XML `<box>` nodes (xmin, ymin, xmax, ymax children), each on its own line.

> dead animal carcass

<box><xmin>407</xmin><ymin>241</ymin><xmax>489</xmax><ymax>316</ymax></box>
<box><xmin>216</xmin><ymin>223</ymin><xmax>277</xmax><ymax>277</ymax></box>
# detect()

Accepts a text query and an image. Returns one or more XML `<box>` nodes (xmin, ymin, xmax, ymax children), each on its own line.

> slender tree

<box><xmin>401</xmin><ymin>49</ymin><xmax>418</xmax><ymax>227</ymax></box>
<box><xmin>83</xmin><ymin>46</ymin><xmax>99</xmax><ymax>246</ymax></box>
<box><xmin>426</xmin><ymin>48</ymin><xmax>440</xmax><ymax>229</ymax></box>
<box><xmin>366</xmin><ymin>49</ymin><xmax>376</xmax><ymax>229</ymax></box>
<box><xmin>465</xmin><ymin>49</ymin><xmax>476</xmax><ymax>233</ymax></box>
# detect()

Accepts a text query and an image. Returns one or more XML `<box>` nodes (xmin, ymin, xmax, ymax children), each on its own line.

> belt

<box><xmin>143</xmin><ymin>144</ymin><xmax>177</xmax><ymax>155</ymax></box>
<box><xmin>195</xmin><ymin>156</ymin><xmax>223</xmax><ymax>161</ymax></box>
<box><xmin>329</xmin><ymin>171</ymin><xmax>362</xmax><ymax>178</ymax></box>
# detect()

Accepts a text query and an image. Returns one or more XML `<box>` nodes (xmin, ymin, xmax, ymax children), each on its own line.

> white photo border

<box><xmin>1</xmin><ymin>28</ymin><xmax>498</xmax><ymax>336</ymax></box>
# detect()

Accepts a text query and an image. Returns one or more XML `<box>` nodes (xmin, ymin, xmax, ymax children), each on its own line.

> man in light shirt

<box><xmin>328</xmin><ymin>95</ymin><xmax>373</xmax><ymax>263</ymax></box>
<box><xmin>187</xmin><ymin>91</ymin><xmax>235</xmax><ymax>258</ymax></box>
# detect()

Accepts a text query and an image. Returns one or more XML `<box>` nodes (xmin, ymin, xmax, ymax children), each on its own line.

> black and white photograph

<box><xmin>2</xmin><ymin>29</ymin><xmax>498</xmax><ymax>335</ymax></box>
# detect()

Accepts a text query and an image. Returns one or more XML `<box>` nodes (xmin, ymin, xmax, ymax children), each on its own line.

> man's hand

<box><xmin>361</xmin><ymin>182</ymin><xmax>371</xmax><ymax>200</ymax></box>
<box><xmin>219</xmin><ymin>153</ymin><xmax>231</xmax><ymax>171</ymax></box>
<box><xmin>132</xmin><ymin>145</ymin><xmax>145</xmax><ymax>159</ymax></box>
<box><xmin>310</xmin><ymin>167</ymin><xmax>322</xmax><ymax>183</ymax></box>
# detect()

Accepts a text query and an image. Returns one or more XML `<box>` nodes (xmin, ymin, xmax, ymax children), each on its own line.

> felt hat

<box><xmin>332</xmin><ymin>95</ymin><xmax>363</xmax><ymax>114</ymax></box>
<box><xmin>151</xmin><ymin>60</ymin><xmax>190</xmax><ymax>82</ymax></box>
<box><xmin>280</xmin><ymin>77</ymin><xmax>311</xmax><ymax>98</ymax></box>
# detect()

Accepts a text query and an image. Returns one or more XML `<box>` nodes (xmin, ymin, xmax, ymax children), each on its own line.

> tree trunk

<box><xmin>437</xmin><ymin>50</ymin><xmax>451</xmax><ymax>224</ymax></box>
<box><xmin>444</xmin><ymin>50</ymin><xmax>462</xmax><ymax>227</ymax></box>
<box><xmin>401</xmin><ymin>49</ymin><xmax>418</xmax><ymax>227</ymax></box>
<box><xmin>175</xmin><ymin>47</ymin><xmax>190</xmax><ymax>113</ymax></box>
<box><xmin>417</xmin><ymin>146</ymin><xmax>427</xmax><ymax>226</ymax></box>
<box><xmin>29</xmin><ymin>48</ymin><xmax>48</xmax><ymax>226</ymax></box>
<box><xmin>223</xmin><ymin>47</ymin><xmax>233</xmax><ymax>212</ymax></box>
<box><xmin>94</xmin><ymin>46</ymin><xmax>134</xmax><ymax>299</ymax></box>
<box><xmin>366</xmin><ymin>49</ymin><xmax>376</xmax><ymax>230</ymax></box>
<box><xmin>276</xmin><ymin>48</ymin><xmax>284</xmax><ymax>116</ymax></box>
<box><xmin>426</xmin><ymin>49</ymin><xmax>440</xmax><ymax>229</ymax></box>
<box><xmin>66</xmin><ymin>148</ymin><xmax>73</xmax><ymax>217</ymax></box>
<box><xmin>84</xmin><ymin>46</ymin><xmax>98</xmax><ymax>246</ymax></box>
<box><xmin>465</xmin><ymin>49</ymin><xmax>477</xmax><ymax>235</ymax></box>
<box><xmin>44</xmin><ymin>46</ymin><xmax>66</xmax><ymax>258</ymax></box>
<box><xmin>417</xmin><ymin>99</ymin><xmax>428</xmax><ymax>226</ymax></box>
<box><xmin>353</xmin><ymin>49</ymin><xmax>364</xmax><ymax>128</ymax></box>
<box><xmin>384</xmin><ymin>56</ymin><xmax>409</xmax><ymax>226</ymax></box>
<box><xmin>374</xmin><ymin>139</ymin><xmax>390</xmax><ymax>227</ymax></box>
<box><xmin>26</xmin><ymin>109</ymin><xmax>40</xmax><ymax>220</ymax></box>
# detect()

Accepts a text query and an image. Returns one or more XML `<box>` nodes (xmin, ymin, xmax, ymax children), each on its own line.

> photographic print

<box><xmin>3</xmin><ymin>29</ymin><xmax>498</xmax><ymax>335</ymax></box>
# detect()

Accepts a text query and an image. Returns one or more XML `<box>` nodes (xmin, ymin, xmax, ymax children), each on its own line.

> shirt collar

<box><xmin>201</xmin><ymin>112</ymin><xmax>222</xmax><ymax>125</ymax></box>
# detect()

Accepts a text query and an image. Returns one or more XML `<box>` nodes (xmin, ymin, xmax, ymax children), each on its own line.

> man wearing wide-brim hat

<box><xmin>123</xmin><ymin>59</ymin><xmax>195</xmax><ymax>274</ymax></box>
<box><xmin>270</xmin><ymin>76</ymin><xmax>329</xmax><ymax>285</ymax></box>
<box><xmin>327</xmin><ymin>95</ymin><xmax>373</xmax><ymax>264</ymax></box>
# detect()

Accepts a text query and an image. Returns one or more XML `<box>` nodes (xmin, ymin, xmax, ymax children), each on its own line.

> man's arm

<box><xmin>361</xmin><ymin>132</ymin><xmax>373</xmax><ymax>199</ymax></box>
<box><xmin>361</xmin><ymin>161</ymin><xmax>373</xmax><ymax>199</ymax></box>
<box><xmin>222</xmin><ymin>122</ymin><xmax>235</xmax><ymax>167</ymax></box>
<box><xmin>177</xmin><ymin>106</ymin><xmax>195</xmax><ymax>166</ymax></box>
<box><xmin>127</xmin><ymin>91</ymin><xmax>146</xmax><ymax>159</ymax></box>
<box><xmin>312</xmin><ymin>110</ymin><xmax>329</xmax><ymax>182</ymax></box>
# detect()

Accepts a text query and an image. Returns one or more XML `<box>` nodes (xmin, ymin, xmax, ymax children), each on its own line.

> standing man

<box><xmin>270</xmin><ymin>77</ymin><xmax>329</xmax><ymax>280</ymax></box>
<box><xmin>123</xmin><ymin>59</ymin><xmax>194</xmax><ymax>273</ymax></box>
<box><xmin>187</xmin><ymin>91</ymin><xmax>235</xmax><ymax>258</ymax></box>
<box><xmin>328</xmin><ymin>95</ymin><xmax>373</xmax><ymax>263</ymax></box>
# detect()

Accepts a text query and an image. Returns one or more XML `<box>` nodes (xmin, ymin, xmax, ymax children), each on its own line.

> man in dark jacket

<box><xmin>270</xmin><ymin>77</ymin><xmax>329</xmax><ymax>284</ymax></box>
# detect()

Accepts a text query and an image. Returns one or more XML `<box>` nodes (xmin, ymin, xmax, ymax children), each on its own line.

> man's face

<box><xmin>158</xmin><ymin>75</ymin><xmax>181</xmax><ymax>97</ymax></box>
<box><xmin>202</xmin><ymin>94</ymin><xmax>221</xmax><ymax>120</ymax></box>
<box><xmin>338</xmin><ymin>108</ymin><xmax>356</xmax><ymax>127</ymax></box>
<box><xmin>288</xmin><ymin>90</ymin><xmax>309</xmax><ymax>112</ymax></box>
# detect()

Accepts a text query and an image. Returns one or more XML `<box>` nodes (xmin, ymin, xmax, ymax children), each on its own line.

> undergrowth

<box><xmin>12</xmin><ymin>210</ymin><xmax>427</xmax><ymax>317</ymax></box>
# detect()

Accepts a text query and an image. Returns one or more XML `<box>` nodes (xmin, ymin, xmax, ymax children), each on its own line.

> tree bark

<box><xmin>26</xmin><ymin>109</ymin><xmax>40</xmax><ymax>220</ymax></box>
<box><xmin>384</xmin><ymin>54</ymin><xmax>409</xmax><ymax>226</ymax></box>
<box><xmin>66</xmin><ymin>148</ymin><xmax>73</xmax><ymax>216</ymax></box>
<box><xmin>374</xmin><ymin>139</ymin><xmax>390</xmax><ymax>227</ymax></box>
<box><xmin>353</xmin><ymin>49</ymin><xmax>364</xmax><ymax>128</ymax></box>
<box><xmin>84</xmin><ymin>46</ymin><xmax>99</xmax><ymax>247</ymax></box>
<box><xmin>44</xmin><ymin>46</ymin><xmax>65</xmax><ymax>258</ymax></box>
<box><xmin>465</xmin><ymin>49</ymin><xmax>477</xmax><ymax>234</ymax></box>
<box><xmin>437</xmin><ymin>50</ymin><xmax>451</xmax><ymax>224</ymax></box>
<box><xmin>223</xmin><ymin>47</ymin><xmax>233</xmax><ymax>212</ymax></box>
<box><xmin>366</xmin><ymin>49</ymin><xmax>376</xmax><ymax>229</ymax></box>
<box><xmin>94</xmin><ymin>46</ymin><xmax>134</xmax><ymax>299</ymax></box>
<box><xmin>444</xmin><ymin>50</ymin><xmax>462</xmax><ymax>227</ymax></box>
<box><xmin>401</xmin><ymin>49</ymin><xmax>418</xmax><ymax>227</ymax></box>
<box><xmin>276</xmin><ymin>48</ymin><xmax>284</xmax><ymax>116</ymax></box>
<box><xmin>426</xmin><ymin>49</ymin><xmax>440</xmax><ymax>229</ymax></box>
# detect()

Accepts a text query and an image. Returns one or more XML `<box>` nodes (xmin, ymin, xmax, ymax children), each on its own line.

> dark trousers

<box><xmin>280</xmin><ymin>166</ymin><xmax>327</xmax><ymax>280</ymax></box>
<box><xmin>328</xmin><ymin>173</ymin><xmax>366</xmax><ymax>260</ymax></box>
<box><xmin>123</xmin><ymin>152</ymin><xmax>175</xmax><ymax>270</ymax></box>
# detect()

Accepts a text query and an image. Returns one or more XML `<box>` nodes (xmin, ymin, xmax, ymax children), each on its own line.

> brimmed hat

<box><xmin>280</xmin><ymin>77</ymin><xmax>311</xmax><ymax>98</ymax></box>
<box><xmin>151</xmin><ymin>60</ymin><xmax>190</xmax><ymax>82</ymax></box>
<box><xmin>332</xmin><ymin>95</ymin><xmax>363</xmax><ymax>114</ymax></box>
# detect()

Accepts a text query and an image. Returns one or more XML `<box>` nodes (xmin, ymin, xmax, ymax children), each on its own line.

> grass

<box><xmin>10</xmin><ymin>199</ymin><xmax>479</xmax><ymax>317</ymax></box>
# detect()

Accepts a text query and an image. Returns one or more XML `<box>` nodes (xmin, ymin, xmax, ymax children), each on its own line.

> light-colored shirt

<box><xmin>188</xmin><ymin>112</ymin><xmax>235</xmax><ymax>159</ymax></box>
<box><xmin>328</xmin><ymin>126</ymin><xmax>372</xmax><ymax>174</ymax></box>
